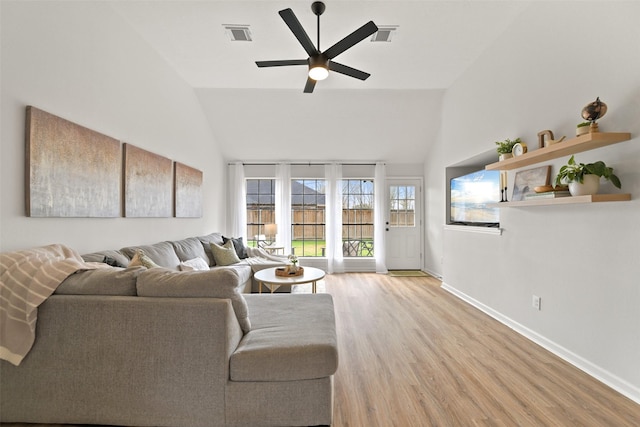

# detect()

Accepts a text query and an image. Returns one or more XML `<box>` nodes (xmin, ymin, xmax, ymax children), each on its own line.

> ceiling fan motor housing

<box><xmin>309</xmin><ymin>54</ymin><xmax>329</xmax><ymax>69</ymax></box>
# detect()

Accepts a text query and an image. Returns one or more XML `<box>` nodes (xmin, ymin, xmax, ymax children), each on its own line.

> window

<box><xmin>389</xmin><ymin>185</ymin><xmax>415</xmax><ymax>227</ymax></box>
<box><xmin>245</xmin><ymin>175</ymin><xmax>376</xmax><ymax>258</ymax></box>
<box><xmin>342</xmin><ymin>179</ymin><xmax>374</xmax><ymax>257</ymax></box>
<box><xmin>291</xmin><ymin>179</ymin><xmax>325</xmax><ymax>257</ymax></box>
<box><xmin>246</xmin><ymin>179</ymin><xmax>275</xmax><ymax>247</ymax></box>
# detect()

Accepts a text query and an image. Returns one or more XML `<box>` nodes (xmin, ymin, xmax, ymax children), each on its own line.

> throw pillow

<box><xmin>223</xmin><ymin>236</ymin><xmax>248</xmax><ymax>259</ymax></box>
<box><xmin>179</xmin><ymin>257</ymin><xmax>210</xmax><ymax>271</ymax></box>
<box><xmin>103</xmin><ymin>255</ymin><xmax>127</xmax><ymax>268</ymax></box>
<box><xmin>128</xmin><ymin>249</ymin><xmax>161</xmax><ymax>269</ymax></box>
<box><xmin>136</xmin><ymin>268</ymin><xmax>251</xmax><ymax>333</ymax></box>
<box><xmin>198</xmin><ymin>232</ymin><xmax>225</xmax><ymax>267</ymax></box>
<box><xmin>81</xmin><ymin>249</ymin><xmax>130</xmax><ymax>268</ymax></box>
<box><xmin>210</xmin><ymin>240</ymin><xmax>241</xmax><ymax>266</ymax></box>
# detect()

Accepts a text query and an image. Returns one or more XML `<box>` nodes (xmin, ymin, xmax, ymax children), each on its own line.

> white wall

<box><xmin>425</xmin><ymin>2</ymin><xmax>640</xmax><ymax>401</ymax></box>
<box><xmin>0</xmin><ymin>1</ymin><xmax>226</xmax><ymax>253</ymax></box>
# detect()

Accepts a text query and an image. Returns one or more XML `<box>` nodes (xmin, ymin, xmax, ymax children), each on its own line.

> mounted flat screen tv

<box><xmin>450</xmin><ymin>170</ymin><xmax>500</xmax><ymax>227</ymax></box>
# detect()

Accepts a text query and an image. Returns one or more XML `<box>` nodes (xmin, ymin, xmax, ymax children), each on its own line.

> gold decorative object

<box><xmin>581</xmin><ymin>97</ymin><xmax>607</xmax><ymax>133</ymax></box>
<box><xmin>581</xmin><ymin>97</ymin><xmax>608</xmax><ymax>122</ymax></box>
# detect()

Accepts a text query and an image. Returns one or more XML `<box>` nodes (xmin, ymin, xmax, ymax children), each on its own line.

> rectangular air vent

<box><xmin>371</xmin><ymin>26</ymin><xmax>398</xmax><ymax>42</ymax></box>
<box><xmin>224</xmin><ymin>25</ymin><xmax>252</xmax><ymax>42</ymax></box>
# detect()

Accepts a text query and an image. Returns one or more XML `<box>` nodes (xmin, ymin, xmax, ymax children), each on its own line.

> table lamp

<box><xmin>265</xmin><ymin>223</ymin><xmax>278</xmax><ymax>245</ymax></box>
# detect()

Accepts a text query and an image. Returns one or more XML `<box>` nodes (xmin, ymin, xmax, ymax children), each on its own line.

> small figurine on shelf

<box><xmin>581</xmin><ymin>97</ymin><xmax>608</xmax><ymax>133</ymax></box>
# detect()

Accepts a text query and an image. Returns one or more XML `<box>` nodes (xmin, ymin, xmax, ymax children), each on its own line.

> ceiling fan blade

<box><xmin>279</xmin><ymin>8</ymin><xmax>318</xmax><ymax>57</ymax></box>
<box><xmin>303</xmin><ymin>77</ymin><xmax>317</xmax><ymax>93</ymax></box>
<box><xmin>329</xmin><ymin>61</ymin><xmax>371</xmax><ymax>80</ymax></box>
<box><xmin>324</xmin><ymin>21</ymin><xmax>378</xmax><ymax>59</ymax></box>
<box><xmin>256</xmin><ymin>59</ymin><xmax>308</xmax><ymax>68</ymax></box>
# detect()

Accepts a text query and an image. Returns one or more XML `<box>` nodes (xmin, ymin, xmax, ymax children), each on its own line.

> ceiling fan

<box><xmin>255</xmin><ymin>1</ymin><xmax>378</xmax><ymax>93</ymax></box>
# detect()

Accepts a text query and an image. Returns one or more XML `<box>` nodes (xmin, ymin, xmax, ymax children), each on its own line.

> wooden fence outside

<box><xmin>247</xmin><ymin>208</ymin><xmax>414</xmax><ymax>240</ymax></box>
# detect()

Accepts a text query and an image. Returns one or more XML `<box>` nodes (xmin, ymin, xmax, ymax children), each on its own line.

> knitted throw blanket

<box><xmin>0</xmin><ymin>244</ymin><xmax>100</xmax><ymax>366</ymax></box>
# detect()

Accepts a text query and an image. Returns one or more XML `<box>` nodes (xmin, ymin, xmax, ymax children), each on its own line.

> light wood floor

<box><xmin>326</xmin><ymin>273</ymin><xmax>640</xmax><ymax>427</ymax></box>
<box><xmin>3</xmin><ymin>273</ymin><xmax>639</xmax><ymax>426</ymax></box>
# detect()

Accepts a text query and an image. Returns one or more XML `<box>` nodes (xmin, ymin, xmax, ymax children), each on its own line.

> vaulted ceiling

<box><xmin>111</xmin><ymin>1</ymin><xmax>530</xmax><ymax>163</ymax></box>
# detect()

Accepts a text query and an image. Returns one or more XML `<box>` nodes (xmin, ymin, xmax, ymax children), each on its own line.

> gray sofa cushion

<box><xmin>120</xmin><ymin>241</ymin><xmax>181</xmax><ymax>270</ymax></box>
<box><xmin>136</xmin><ymin>267</ymin><xmax>251</xmax><ymax>333</ymax></box>
<box><xmin>171</xmin><ymin>237</ymin><xmax>211</xmax><ymax>265</ymax></box>
<box><xmin>81</xmin><ymin>250</ymin><xmax>130</xmax><ymax>268</ymax></box>
<box><xmin>198</xmin><ymin>232</ymin><xmax>224</xmax><ymax>267</ymax></box>
<box><xmin>231</xmin><ymin>294</ymin><xmax>338</xmax><ymax>382</ymax></box>
<box><xmin>55</xmin><ymin>267</ymin><xmax>145</xmax><ymax>296</ymax></box>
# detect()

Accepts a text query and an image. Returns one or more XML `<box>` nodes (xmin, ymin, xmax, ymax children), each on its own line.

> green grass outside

<box><xmin>250</xmin><ymin>239</ymin><xmax>373</xmax><ymax>257</ymax></box>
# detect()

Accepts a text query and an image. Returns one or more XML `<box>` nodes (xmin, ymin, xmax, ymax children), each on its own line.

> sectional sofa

<box><xmin>0</xmin><ymin>233</ymin><xmax>339</xmax><ymax>426</ymax></box>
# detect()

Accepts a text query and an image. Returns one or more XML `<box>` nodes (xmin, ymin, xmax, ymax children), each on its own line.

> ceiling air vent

<box><xmin>371</xmin><ymin>26</ymin><xmax>398</xmax><ymax>42</ymax></box>
<box><xmin>224</xmin><ymin>25</ymin><xmax>252</xmax><ymax>42</ymax></box>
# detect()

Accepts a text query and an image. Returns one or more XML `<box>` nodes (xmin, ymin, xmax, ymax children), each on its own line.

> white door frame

<box><xmin>385</xmin><ymin>177</ymin><xmax>424</xmax><ymax>270</ymax></box>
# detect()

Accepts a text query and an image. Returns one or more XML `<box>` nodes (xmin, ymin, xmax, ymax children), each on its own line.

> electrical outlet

<box><xmin>532</xmin><ymin>295</ymin><xmax>541</xmax><ymax>311</ymax></box>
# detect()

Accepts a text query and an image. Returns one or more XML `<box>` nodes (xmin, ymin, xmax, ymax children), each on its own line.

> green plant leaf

<box><xmin>610</xmin><ymin>174</ymin><xmax>622</xmax><ymax>189</ymax></box>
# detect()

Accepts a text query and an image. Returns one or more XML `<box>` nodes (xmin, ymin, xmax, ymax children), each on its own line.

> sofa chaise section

<box><xmin>226</xmin><ymin>294</ymin><xmax>338</xmax><ymax>426</ymax></box>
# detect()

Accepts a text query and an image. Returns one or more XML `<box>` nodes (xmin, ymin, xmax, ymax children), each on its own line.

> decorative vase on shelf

<box><xmin>568</xmin><ymin>174</ymin><xmax>600</xmax><ymax>196</ymax></box>
<box><xmin>499</xmin><ymin>153</ymin><xmax>513</xmax><ymax>161</ymax></box>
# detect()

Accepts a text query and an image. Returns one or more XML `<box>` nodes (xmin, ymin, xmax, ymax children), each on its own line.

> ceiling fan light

<box><xmin>309</xmin><ymin>65</ymin><xmax>329</xmax><ymax>81</ymax></box>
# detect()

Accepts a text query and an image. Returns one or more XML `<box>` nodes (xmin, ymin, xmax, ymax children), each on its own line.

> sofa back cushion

<box><xmin>171</xmin><ymin>237</ymin><xmax>211</xmax><ymax>265</ymax></box>
<box><xmin>136</xmin><ymin>268</ymin><xmax>251</xmax><ymax>333</ymax></box>
<box><xmin>120</xmin><ymin>241</ymin><xmax>181</xmax><ymax>270</ymax></box>
<box><xmin>55</xmin><ymin>267</ymin><xmax>146</xmax><ymax>296</ymax></box>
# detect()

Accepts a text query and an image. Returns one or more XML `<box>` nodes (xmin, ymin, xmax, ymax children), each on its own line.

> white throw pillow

<box><xmin>179</xmin><ymin>257</ymin><xmax>210</xmax><ymax>271</ymax></box>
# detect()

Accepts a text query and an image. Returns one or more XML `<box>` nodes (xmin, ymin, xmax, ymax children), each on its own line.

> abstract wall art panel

<box><xmin>123</xmin><ymin>143</ymin><xmax>173</xmax><ymax>217</ymax></box>
<box><xmin>174</xmin><ymin>162</ymin><xmax>203</xmax><ymax>218</ymax></box>
<box><xmin>26</xmin><ymin>106</ymin><xmax>121</xmax><ymax>217</ymax></box>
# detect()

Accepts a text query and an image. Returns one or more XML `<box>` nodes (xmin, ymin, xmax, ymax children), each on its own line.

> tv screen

<box><xmin>450</xmin><ymin>170</ymin><xmax>500</xmax><ymax>226</ymax></box>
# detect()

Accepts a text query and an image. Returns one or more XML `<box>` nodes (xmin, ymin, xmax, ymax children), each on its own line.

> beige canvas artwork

<box><xmin>174</xmin><ymin>162</ymin><xmax>203</xmax><ymax>218</ymax></box>
<box><xmin>26</xmin><ymin>106</ymin><xmax>121</xmax><ymax>217</ymax></box>
<box><xmin>123</xmin><ymin>144</ymin><xmax>173</xmax><ymax>217</ymax></box>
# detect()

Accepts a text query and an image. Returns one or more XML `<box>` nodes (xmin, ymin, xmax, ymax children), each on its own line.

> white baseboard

<box><xmin>441</xmin><ymin>282</ymin><xmax>640</xmax><ymax>405</ymax></box>
<box><xmin>423</xmin><ymin>267</ymin><xmax>442</xmax><ymax>280</ymax></box>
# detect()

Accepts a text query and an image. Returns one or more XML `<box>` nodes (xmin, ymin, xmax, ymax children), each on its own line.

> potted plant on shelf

<box><xmin>576</xmin><ymin>121</ymin><xmax>591</xmax><ymax>136</ymax></box>
<box><xmin>495</xmin><ymin>138</ymin><xmax>521</xmax><ymax>161</ymax></box>
<box><xmin>555</xmin><ymin>155</ymin><xmax>621</xmax><ymax>196</ymax></box>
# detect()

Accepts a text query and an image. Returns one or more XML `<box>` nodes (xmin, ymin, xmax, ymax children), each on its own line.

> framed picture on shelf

<box><xmin>511</xmin><ymin>165</ymin><xmax>551</xmax><ymax>201</ymax></box>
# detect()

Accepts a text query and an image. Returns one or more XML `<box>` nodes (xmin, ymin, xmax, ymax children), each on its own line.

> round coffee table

<box><xmin>254</xmin><ymin>266</ymin><xmax>326</xmax><ymax>294</ymax></box>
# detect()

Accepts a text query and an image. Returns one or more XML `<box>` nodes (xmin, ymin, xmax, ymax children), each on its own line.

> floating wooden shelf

<box><xmin>489</xmin><ymin>193</ymin><xmax>631</xmax><ymax>207</ymax></box>
<box><xmin>485</xmin><ymin>132</ymin><xmax>632</xmax><ymax>171</ymax></box>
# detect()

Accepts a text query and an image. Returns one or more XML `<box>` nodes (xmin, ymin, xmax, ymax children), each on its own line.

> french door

<box><xmin>385</xmin><ymin>179</ymin><xmax>423</xmax><ymax>270</ymax></box>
